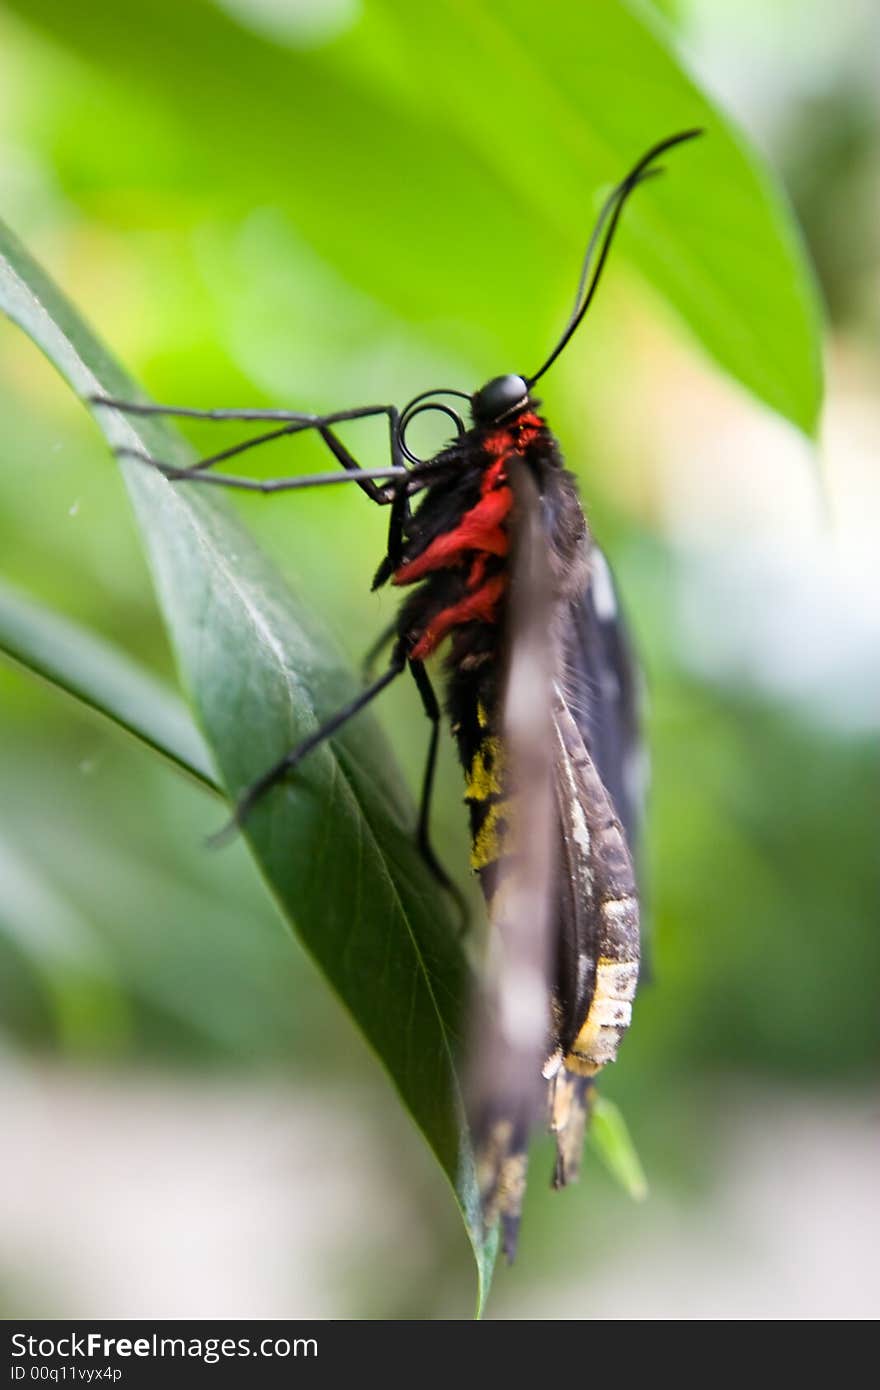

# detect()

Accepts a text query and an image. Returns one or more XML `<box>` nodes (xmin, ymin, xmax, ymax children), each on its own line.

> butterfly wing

<box><xmin>467</xmin><ymin>455</ymin><xmax>557</xmax><ymax>1259</ymax></box>
<box><xmin>561</xmin><ymin>544</ymin><xmax>645</xmax><ymax>854</ymax></box>
<box><xmin>468</xmin><ymin>459</ymin><xmax>642</xmax><ymax>1255</ymax></box>
<box><xmin>548</xmin><ymin>542</ymin><xmax>642</xmax><ymax>1185</ymax></box>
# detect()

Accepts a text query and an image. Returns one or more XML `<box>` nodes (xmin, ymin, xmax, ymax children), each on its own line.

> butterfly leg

<box><xmin>90</xmin><ymin>398</ymin><xmax>406</xmax><ymax>504</ymax></box>
<box><xmin>361</xmin><ymin>620</ymin><xmax>399</xmax><ymax>683</ymax></box>
<box><xmin>211</xmin><ymin>646</ymin><xmax>408</xmax><ymax>845</ymax></box>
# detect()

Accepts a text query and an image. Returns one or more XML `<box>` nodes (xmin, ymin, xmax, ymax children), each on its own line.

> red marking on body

<box><xmin>482</xmin><ymin>428</ymin><xmax>512</xmax><ymax>458</ymax></box>
<box><xmin>392</xmin><ymin>485</ymin><xmax>511</xmax><ymax>586</ymax></box>
<box><xmin>480</xmin><ymin>457</ymin><xmax>507</xmax><ymax>490</ymax></box>
<box><xmin>398</xmin><ymin>415</ymin><xmax>545</xmax><ymax>657</ymax></box>
<box><xmin>410</xmin><ymin>575</ymin><xmax>507</xmax><ymax>661</ymax></box>
<box><xmin>484</xmin><ymin>413</ymin><xmax>543</xmax><ymax>457</ymax></box>
<box><xmin>392</xmin><ymin>453</ymin><xmax>512</xmax><ymax>588</ymax></box>
<box><xmin>467</xmin><ymin>553</ymin><xmax>488</xmax><ymax>590</ymax></box>
<box><xmin>516</xmin><ymin>413</ymin><xmax>542</xmax><ymax>448</ymax></box>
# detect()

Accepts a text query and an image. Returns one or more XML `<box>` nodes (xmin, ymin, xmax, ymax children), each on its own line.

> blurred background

<box><xmin>0</xmin><ymin>0</ymin><xmax>878</xmax><ymax>1319</ymax></box>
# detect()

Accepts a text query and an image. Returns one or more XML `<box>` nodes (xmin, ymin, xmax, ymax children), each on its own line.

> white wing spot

<box><xmin>499</xmin><ymin>966</ymin><xmax>547</xmax><ymax>1046</ymax></box>
<box><xmin>569</xmin><ymin>793</ymin><xmax>591</xmax><ymax>857</ymax></box>
<box><xmin>576</xmin><ymin>950</ymin><xmax>593</xmax><ymax>998</ymax></box>
<box><xmin>591</xmin><ymin>549</ymin><xmax>618</xmax><ymax>622</ymax></box>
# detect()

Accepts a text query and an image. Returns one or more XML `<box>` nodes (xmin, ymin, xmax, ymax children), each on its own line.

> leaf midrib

<box><xmin>158</xmin><ymin>474</ymin><xmax>468</xmax><ymax>1105</ymax></box>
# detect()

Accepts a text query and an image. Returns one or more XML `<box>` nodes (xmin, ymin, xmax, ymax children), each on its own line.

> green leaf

<box><xmin>590</xmin><ymin>1096</ymin><xmax>649</xmax><ymax>1202</ymax></box>
<box><xmin>0</xmin><ymin>221</ymin><xmax>497</xmax><ymax>1312</ymax></box>
<box><xmin>362</xmin><ymin>0</ymin><xmax>824</xmax><ymax>435</ymax></box>
<box><xmin>3</xmin><ymin>0</ymin><xmax>822</xmax><ymax>433</ymax></box>
<box><xmin>0</xmin><ymin>830</ymin><xmax>130</xmax><ymax>1054</ymax></box>
<box><xmin>0</xmin><ymin>578</ymin><xmax>217</xmax><ymax>792</ymax></box>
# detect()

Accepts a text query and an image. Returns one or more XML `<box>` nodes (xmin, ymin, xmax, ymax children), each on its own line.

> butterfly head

<box><xmin>470</xmin><ymin>374</ymin><xmax>530</xmax><ymax>427</ymax></box>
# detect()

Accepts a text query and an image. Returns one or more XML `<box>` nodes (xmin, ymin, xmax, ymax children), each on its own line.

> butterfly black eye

<box><xmin>471</xmin><ymin>374</ymin><xmax>529</xmax><ymax>425</ymax></box>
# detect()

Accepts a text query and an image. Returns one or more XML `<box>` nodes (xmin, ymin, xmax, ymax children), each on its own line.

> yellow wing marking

<box><xmin>469</xmin><ymin>797</ymin><xmax>513</xmax><ymax>870</ymax></box>
<box><xmin>565</xmin><ymin>950</ymin><xmax>639</xmax><ymax>1075</ymax></box>
<box><xmin>465</xmin><ymin>735</ymin><xmax>504</xmax><ymax>802</ymax></box>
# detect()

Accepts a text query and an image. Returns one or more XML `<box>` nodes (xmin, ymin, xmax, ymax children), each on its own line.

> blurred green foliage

<box><xmin>0</xmin><ymin>0</ymin><xmax>876</xmax><ymax>1316</ymax></box>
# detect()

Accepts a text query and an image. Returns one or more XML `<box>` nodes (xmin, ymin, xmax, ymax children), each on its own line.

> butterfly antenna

<box><xmin>527</xmin><ymin>128</ymin><xmax>704</xmax><ymax>388</ymax></box>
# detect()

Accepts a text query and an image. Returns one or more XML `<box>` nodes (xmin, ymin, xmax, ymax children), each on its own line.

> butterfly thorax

<box><xmin>383</xmin><ymin>406</ymin><xmax>589</xmax><ymax>895</ymax></box>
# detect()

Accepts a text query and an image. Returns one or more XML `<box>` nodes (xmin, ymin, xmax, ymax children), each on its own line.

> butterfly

<box><xmin>91</xmin><ymin>129</ymin><xmax>701</xmax><ymax>1256</ymax></box>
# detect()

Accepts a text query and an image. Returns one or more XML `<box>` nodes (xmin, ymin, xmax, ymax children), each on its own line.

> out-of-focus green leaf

<box><xmin>590</xmin><ymin>1096</ymin><xmax>649</xmax><ymax>1202</ymax></box>
<box><xmin>0</xmin><ymin>220</ymin><xmax>497</xmax><ymax>1313</ymax></box>
<box><xmin>4</xmin><ymin>0</ymin><xmax>822</xmax><ymax>433</ymax></box>
<box><xmin>0</xmin><ymin>832</ymin><xmax>130</xmax><ymax>1053</ymax></box>
<box><xmin>0</xmin><ymin>578</ymin><xmax>217</xmax><ymax>791</ymax></box>
<box><xmin>362</xmin><ymin>0</ymin><xmax>824</xmax><ymax>434</ymax></box>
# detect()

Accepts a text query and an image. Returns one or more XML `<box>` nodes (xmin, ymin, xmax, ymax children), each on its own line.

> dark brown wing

<box><xmin>551</xmin><ymin>689</ymin><xmax>639</xmax><ymax>1061</ymax></box>
<box><xmin>467</xmin><ymin>455</ymin><xmax>557</xmax><ymax>1260</ymax></box>
<box><xmin>561</xmin><ymin>544</ymin><xmax>645</xmax><ymax>853</ymax></box>
<box><xmin>548</xmin><ymin>546</ymin><xmax>642</xmax><ymax>1187</ymax></box>
<box><xmin>468</xmin><ymin>466</ymin><xmax>642</xmax><ymax>1255</ymax></box>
